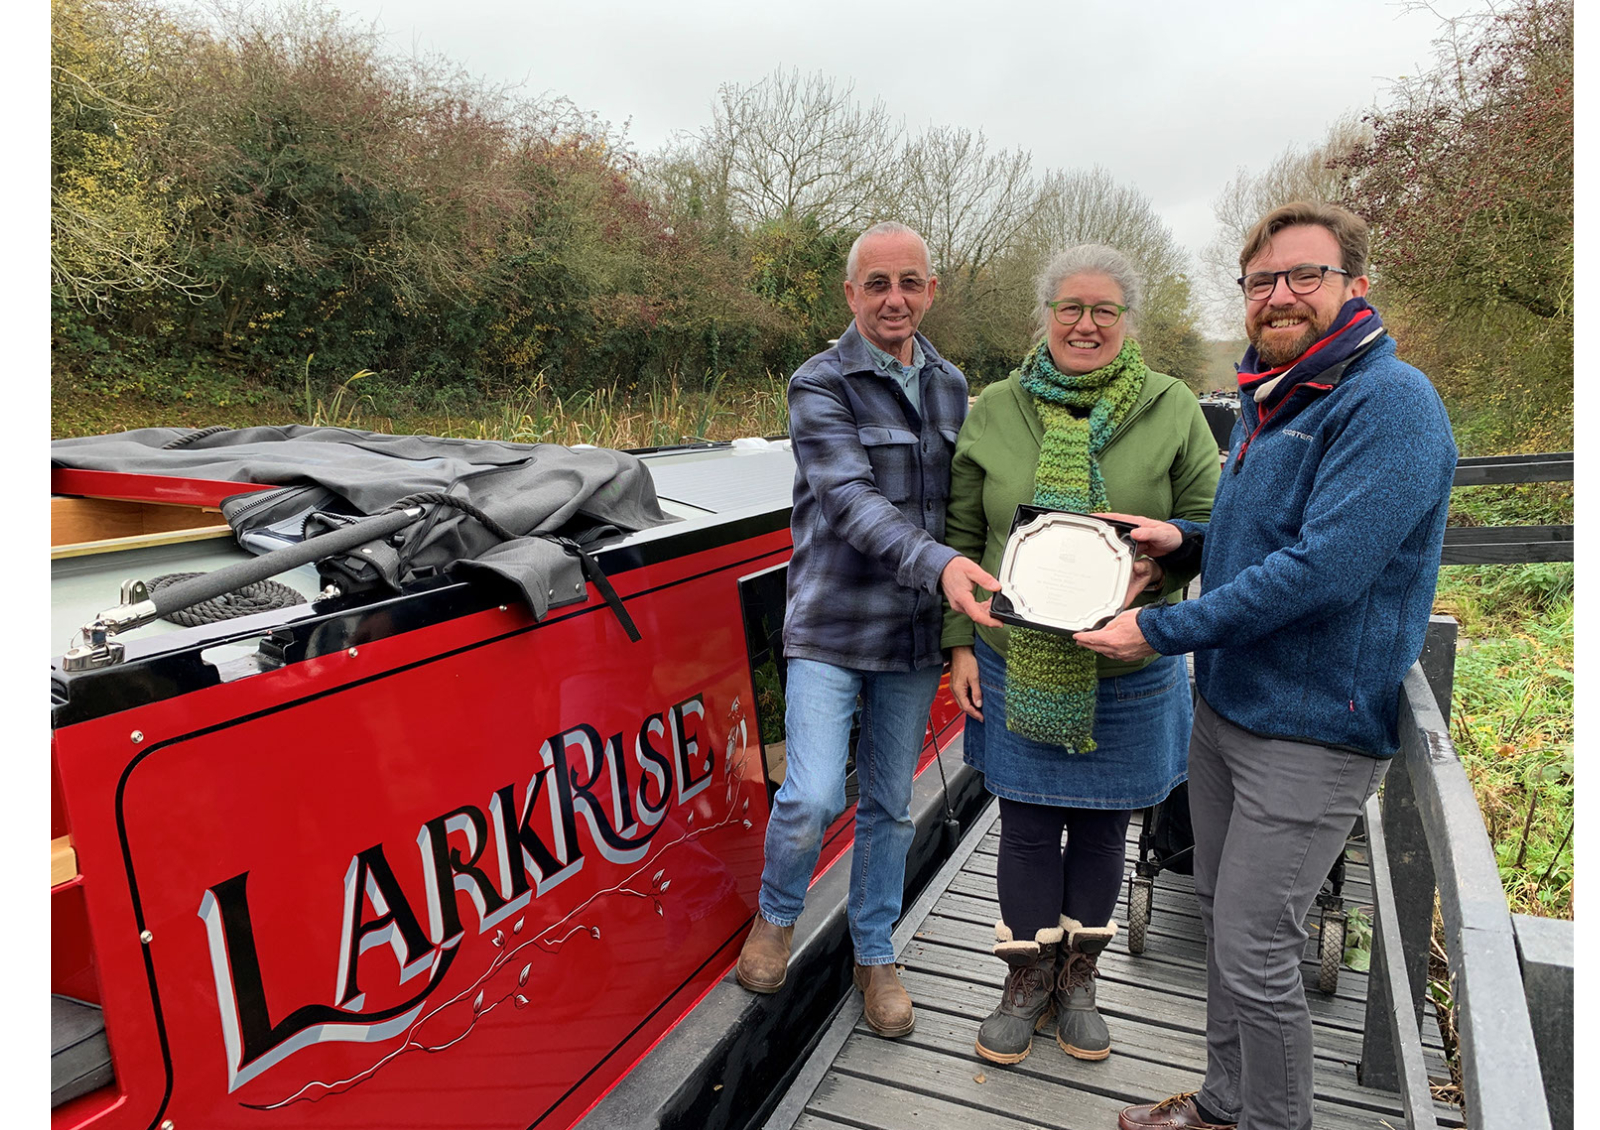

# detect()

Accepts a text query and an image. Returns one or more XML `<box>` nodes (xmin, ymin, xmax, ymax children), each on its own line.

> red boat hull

<box><xmin>52</xmin><ymin>501</ymin><xmax>962</xmax><ymax>1130</ymax></box>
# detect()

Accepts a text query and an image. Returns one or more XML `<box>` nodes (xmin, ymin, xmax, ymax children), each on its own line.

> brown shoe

<box><xmin>853</xmin><ymin>962</ymin><xmax>915</xmax><ymax>1037</ymax></box>
<box><xmin>1118</xmin><ymin>1092</ymin><xmax>1236</xmax><ymax>1129</ymax></box>
<box><xmin>735</xmin><ymin>915</ymin><xmax>794</xmax><ymax>993</ymax></box>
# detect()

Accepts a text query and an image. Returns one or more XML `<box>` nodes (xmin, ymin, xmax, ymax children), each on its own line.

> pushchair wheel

<box><xmin>1317</xmin><ymin>906</ymin><xmax>1346</xmax><ymax>994</ymax></box>
<box><xmin>1127</xmin><ymin>876</ymin><xmax>1153</xmax><ymax>955</ymax></box>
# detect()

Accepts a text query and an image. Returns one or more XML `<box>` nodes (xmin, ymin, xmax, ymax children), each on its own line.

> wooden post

<box><xmin>1513</xmin><ymin>915</ymin><xmax>1573</xmax><ymax>1130</ymax></box>
<box><xmin>1419</xmin><ymin>615</ymin><xmax>1458</xmax><ymax>725</ymax></box>
<box><xmin>1367</xmin><ymin>620</ymin><xmax>1452</xmax><ymax>1066</ymax></box>
<box><xmin>1358</xmin><ymin>794</ymin><xmax>1439</xmax><ymax>1123</ymax></box>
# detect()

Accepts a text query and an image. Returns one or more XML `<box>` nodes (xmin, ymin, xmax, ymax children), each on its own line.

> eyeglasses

<box><xmin>859</xmin><ymin>275</ymin><xmax>928</xmax><ymax>297</ymax></box>
<box><xmin>1237</xmin><ymin>264</ymin><xmax>1351</xmax><ymax>301</ymax></box>
<box><xmin>1047</xmin><ymin>300</ymin><xmax>1126</xmax><ymax>328</ymax></box>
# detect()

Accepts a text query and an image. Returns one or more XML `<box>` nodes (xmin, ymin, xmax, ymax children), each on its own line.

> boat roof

<box><xmin>638</xmin><ymin>440</ymin><xmax>796</xmax><ymax>516</ymax></box>
<box><xmin>50</xmin><ymin>438</ymin><xmax>798</xmax><ymax>660</ymax></box>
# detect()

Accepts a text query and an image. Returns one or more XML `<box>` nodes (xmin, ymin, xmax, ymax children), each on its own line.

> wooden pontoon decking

<box><xmin>767</xmin><ymin>803</ymin><xmax>1464</xmax><ymax>1130</ymax></box>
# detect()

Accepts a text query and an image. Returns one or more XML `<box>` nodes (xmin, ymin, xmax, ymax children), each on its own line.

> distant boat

<box><xmin>1196</xmin><ymin>391</ymin><xmax>1241</xmax><ymax>451</ymax></box>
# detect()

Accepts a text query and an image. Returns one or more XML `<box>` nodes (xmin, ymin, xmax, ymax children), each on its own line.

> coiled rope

<box><xmin>147</xmin><ymin>572</ymin><xmax>306</xmax><ymax>627</ymax></box>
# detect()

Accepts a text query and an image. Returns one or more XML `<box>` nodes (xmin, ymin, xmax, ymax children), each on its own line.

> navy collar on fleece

<box><xmin>1237</xmin><ymin>297</ymin><xmax>1385</xmax><ymax>412</ymax></box>
<box><xmin>1231</xmin><ymin>326</ymin><xmax>1390</xmax><ymax>474</ymax></box>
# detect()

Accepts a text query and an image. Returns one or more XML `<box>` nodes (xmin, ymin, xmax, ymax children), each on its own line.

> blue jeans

<box><xmin>757</xmin><ymin>658</ymin><xmax>943</xmax><ymax>965</ymax></box>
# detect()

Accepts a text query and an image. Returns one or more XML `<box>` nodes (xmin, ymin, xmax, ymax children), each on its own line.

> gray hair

<box><xmin>845</xmin><ymin>221</ymin><xmax>934</xmax><ymax>281</ymax></box>
<box><xmin>1034</xmin><ymin>244</ymin><xmax>1143</xmax><ymax>334</ymax></box>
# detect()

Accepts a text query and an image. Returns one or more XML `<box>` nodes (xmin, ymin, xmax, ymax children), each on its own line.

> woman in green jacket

<box><xmin>943</xmin><ymin>244</ymin><xmax>1219</xmax><ymax>1066</ymax></box>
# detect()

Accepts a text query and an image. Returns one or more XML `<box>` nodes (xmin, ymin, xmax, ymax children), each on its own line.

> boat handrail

<box><xmin>60</xmin><ymin>506</ymin><xmax>424</xmax><ymax>671</ymax></box>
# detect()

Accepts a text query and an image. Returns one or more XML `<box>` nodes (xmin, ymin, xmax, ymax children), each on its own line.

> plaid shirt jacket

<box><xmin>783</xmin><ymin>323</ymin><xmax>968</xmax><ymax>672</ymax></box>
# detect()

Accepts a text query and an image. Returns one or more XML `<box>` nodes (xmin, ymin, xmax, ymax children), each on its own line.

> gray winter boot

<box><xmin>975</xmin><ymin>922</ymin><xmax>1064</xmax><ymax>1064</ymax></box>
<box><xmin>1054</xmin><ymin>915</ymin><xmax>1117</xmax><ymax>1061</ymax></box>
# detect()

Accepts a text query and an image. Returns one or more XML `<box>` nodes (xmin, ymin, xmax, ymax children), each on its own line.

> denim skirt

<box><xmin>963</xmin><ymin>637</ymin><xmax>1190</xmax><ymax>809</ymax></box>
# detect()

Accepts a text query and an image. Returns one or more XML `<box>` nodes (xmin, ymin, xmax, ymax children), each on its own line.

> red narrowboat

<box><xmin>50</xmin><ymin>427</ymin><xmax>976</xmax><ymax>1130</ymax></box>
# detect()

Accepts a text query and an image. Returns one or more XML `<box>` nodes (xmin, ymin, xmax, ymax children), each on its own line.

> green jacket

<box><xmin>941</xmin><ymin>365</ymin><xmax>1221</xmax><ymax>678</ymax></box>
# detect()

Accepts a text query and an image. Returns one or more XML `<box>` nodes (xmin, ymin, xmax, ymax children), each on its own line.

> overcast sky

<box><xmin>328</xmin><ymin>0</ymin><xmax>1477</xmax><ymax>333</ymax></box>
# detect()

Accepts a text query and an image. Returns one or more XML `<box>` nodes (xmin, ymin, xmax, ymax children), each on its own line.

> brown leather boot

<box><xmin>1118</xmin><ymin>1092</ymin><xmax>1237</xmax><ymax>1129</ymax></box>
<box><xmin>852</xmin><ymin>962</ymin><xmax>915</xmax><ymax>1037</ymax></box>
<box><xmin>735</xmin><ymin>915</ymin><xmax>794</xmax><ymax>993</ymax></box>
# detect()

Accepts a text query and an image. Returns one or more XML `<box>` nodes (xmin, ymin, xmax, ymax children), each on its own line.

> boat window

<box><xmin>737</xmin><ymin>562</ymin><xmax>863</xmax><ymax>803</ymax></box>
<box><xmin>737</xmin><ymin>564</ymin><xmax>790</xmax><ymax>795</ymax></box>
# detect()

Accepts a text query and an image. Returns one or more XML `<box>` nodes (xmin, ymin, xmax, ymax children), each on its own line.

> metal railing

<box><xmin>1357</xmin><ymin>616</ymin><xmax>1572</xmax><ymax>1129</ymax></box>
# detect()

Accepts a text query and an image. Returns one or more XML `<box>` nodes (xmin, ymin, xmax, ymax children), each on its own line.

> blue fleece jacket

<box><xmin>1137</xmin><ymin>335</ymin><xmax>1457</xmax><ymax>758</ymax></box>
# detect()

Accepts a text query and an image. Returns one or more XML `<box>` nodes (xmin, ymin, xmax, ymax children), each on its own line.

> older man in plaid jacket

<box><xmin>734</xmin><ymin>221</ymin><xmax>999</xmax><ymax>1037</ymax></box>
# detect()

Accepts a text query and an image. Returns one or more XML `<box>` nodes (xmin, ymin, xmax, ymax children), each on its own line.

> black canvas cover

<box><xmin>52</xmin><ymin>426</ymin><xmax>680</xmax><ymax>619</ymax></box>
<box><xmin>51</xmin><ymin>995</ymin><xmax>113</xmax><ymax>1108</ymax></box>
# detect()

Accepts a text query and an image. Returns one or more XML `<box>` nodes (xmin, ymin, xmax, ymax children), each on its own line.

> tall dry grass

<box><xmin>434</xmin><ymin>373</ymin><xmax>788</xmax><ymax>448</ymax></box>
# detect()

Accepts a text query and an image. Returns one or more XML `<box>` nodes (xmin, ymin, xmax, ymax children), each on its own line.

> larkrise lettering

<box><xmin>198</xmin><ymin>693</ymin><xmax>715</xmax><ymax>1092</ymax></box>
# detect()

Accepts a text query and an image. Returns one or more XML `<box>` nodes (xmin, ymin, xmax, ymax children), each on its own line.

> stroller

<box><xmin>1126</xmin><ymin>780</ymin><xmax>1355</xmax><ymax>993</ymax></box>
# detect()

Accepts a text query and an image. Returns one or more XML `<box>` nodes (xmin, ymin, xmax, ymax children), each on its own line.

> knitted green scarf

<box><xmin>1005</xmin><ymin>336</ymin><xmax>1146</xmax><ymax>750</ymax></box>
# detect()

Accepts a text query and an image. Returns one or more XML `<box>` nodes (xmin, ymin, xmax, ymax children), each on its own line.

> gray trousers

<box><xmin>1190</xmin><ymin>695</ymin><xmax>1388</xmax><ymax>1130</ymax></box>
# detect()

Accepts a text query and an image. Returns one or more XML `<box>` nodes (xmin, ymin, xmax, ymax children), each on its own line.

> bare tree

<box><xmin>694</xmin><ymin>68</ymin><xmax>903</xmax><ymax>231</ymax></box>
<box><xmin>1197</xmin><ymin>114</ymin><xmax>1370</xmax><ymax>327</ymax></box>
<box><xmin>1025</xmin><ymin>166</ymin><xmax>1192</xmax><ymax>284</ymax></box>
<box><xmin>896</xmin><ymin>126</ymin><xmax>1044</xmax><ymax>294</ymax></box>
<box><xmin>1014</xmin><ymin>168</ymin><xmax>1203</xmax><ymax>378</ymax></box>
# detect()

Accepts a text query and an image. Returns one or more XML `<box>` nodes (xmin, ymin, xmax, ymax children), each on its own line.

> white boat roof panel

<box><xmin>641</xmin><ymin>443</ymin><xmax>796</xmax><ymax>515</ymax></box>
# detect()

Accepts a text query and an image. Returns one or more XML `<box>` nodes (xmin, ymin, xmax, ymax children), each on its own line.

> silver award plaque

<box><xmin>995</xmin><ymin>511</ymin><xmax>1133</xmax><ymax>633</ymax></box>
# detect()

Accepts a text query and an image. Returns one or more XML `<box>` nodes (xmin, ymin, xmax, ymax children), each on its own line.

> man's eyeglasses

<box><xmin>1047</xmin><ymin>300</ymin><xmax>1126</xmax><ymax>328</ymax></box>
<box><xmin>1237</xmin><ymin>264</ymin><xmax>1351</xmax><ymax>301</ymax></box>
<box><xmin>859</xmin><ymin>276</ymin><xmax>928</xmax><ymax>297</ymax></box>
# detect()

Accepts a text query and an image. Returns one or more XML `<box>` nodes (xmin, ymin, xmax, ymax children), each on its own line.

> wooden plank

<box><xmin>1442</xmin><ymin>525</ymin><xmax>1573</xmax><ymax>545</ymax></box>
<box><xmin>1451</xmin><ymin>454</ymin><xmax>1573</xmax><ymax>486</ymax></box>
<box><xmin>955</xmin><ymin>866</ymin><xmax>1378</xmax><ymax>926</ymax></box>
<box><xmin>898</xmin><ymin>954</ymin><xmax>1373</xmax><ymax>1061</ymax></box>
<box><xmin>51</xmin><ymin>495</ymin><xmax>225</xmax><ymax>546</ymax></box>
<box><xmin>51</xmin><ymin>835</ymin><xmax>76</xmax><ymax>885</ymax></box>
<box><xmin>928</xmin><ymin>873</ymin><xmax>1448</xmax><ymax>1041</ymax></box>
<box><xmin>818</xmin><ymin>1036</ymin><xmax>1404</xmax><ymax>1130</ymax></box>
<box><xmin>1398</xmin><ymin>670</ymin><xmax>1549</xmax><ymax>1130</ymax></box>
<box><xmin>902</xmin><ymin>934</ymin><xmax>1380</xmax><ymax>1032</ymax></box>
<box><xmin>812</xmin><ymin>1048</ymin><xmax>1128</xmax><ymax>1130</ymax></box>
<box><xmin>770</xmin><ymin>780</ymin><xmax>1475</xmax><ymax>1130</ymax></box>
<box><xmin>1440</xmin><ymin>525</ymin><xmax>1573</xmax><ymax>565</ymax></box>
<box><xmin>953</xmin><ymin>856</ymin><xmax>1378</xmax><ymax>915</ymax></box>
<box><xmin>1512</xmin><ymin>915</ymin><xmax>1573</xmax><ymax>1130</ymax></box>
<box><xmin>892</xmin><ymin>1006</ymin><xmax>1463</xmax><ymax>1127</ymax></box>
<box><xmin>927</xmin><ymin>891</ymin><xmax>1448</xmax><ymax>1057</ymax></box>
<box><xmin>965</xmin><ymin>836</ymin><xmax>1378</xmax><ymax>905</ymax></box>
<box><xmin>1357</xmin><ymin>793</ymin><xmax>1440</xmax><ymax>1125</ymax></box>
<box><xmin>895</xmin><ymin>961</ymin><xmax>1454</xmax><ymax>1091</ymax></box>
<box><xmin>1438</xmin><ymin>540</ymin><xmax>1573</xmax><ymax>565</ymax></box>
<box><xmin>916</xmin><ymin>910</ymin><xmax>1376</xmax><ymax>1008</ymax></box>
<box><xmin>51</xmin><ymin>523</ymin><xmax>236</xmax><ymax>560</ymax></box>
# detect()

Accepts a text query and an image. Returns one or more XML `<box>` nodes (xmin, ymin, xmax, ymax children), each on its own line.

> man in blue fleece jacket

<box><xmin>1079</xmin><ymin>202</ymin><xmax>1457</xmax><ymax>1130</ymax></box>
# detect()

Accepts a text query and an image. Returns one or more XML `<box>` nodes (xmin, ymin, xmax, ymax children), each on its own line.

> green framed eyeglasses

<box><xmin>1047</xmin><ymin>300</ymin><xmax>1126</xmax><ymax>328</ymax></box>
